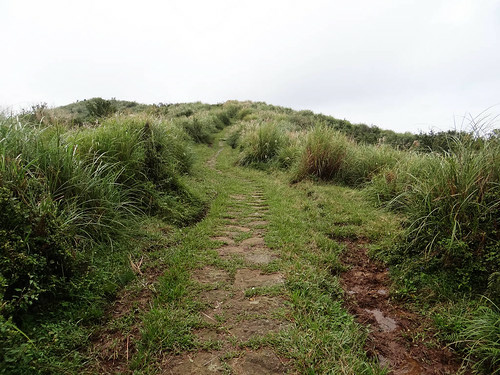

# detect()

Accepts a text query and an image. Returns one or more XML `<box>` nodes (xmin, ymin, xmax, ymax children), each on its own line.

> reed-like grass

<box><xmin>292</xmin><ymin>125</ymin><xmax>349</xmax><ymax>181</ymax></box>
<box><xmin>239</xmin><ymin>121</ymin><xmax>288</xmax><ymax>165</ymax></box>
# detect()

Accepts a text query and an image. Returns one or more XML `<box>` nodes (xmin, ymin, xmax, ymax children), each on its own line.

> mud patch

<box><xmin>365</xmin><ymin>308</ymin><xmax>397</xmax><ymax>332</ymax></box>
<box><xmin>341</xmin><ymin>241</ymin><xmax>463</xmax><ymax>374</ymax></box>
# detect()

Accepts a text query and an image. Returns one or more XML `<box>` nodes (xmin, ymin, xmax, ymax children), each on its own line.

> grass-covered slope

<box><xmin>1</xmin><ymin>99</ymin><xmax>498</xmax><ymax>373</ymax></box>
<box><xmin>228</xmin><ymin>104</ymin><xmax>499</xmax><ymax>374</ymax></box>
<box><xmin>0</xmin><ymin>101</ymin><xmax>240</xmax><ymax>374</ymax></box>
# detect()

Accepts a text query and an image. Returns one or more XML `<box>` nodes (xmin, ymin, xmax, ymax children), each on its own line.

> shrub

<box><xmin>226</xmin><ymin>127</ymin><xmax>242</xmax><ymax>149</ymax></box>
<box><xmin>84</xmin><ymin>97</ymin><xmax>116</xmax><ymax>119</ymax></box>
<box><xmin>176</xmin><ymin>117</ymin><xmax>215</xmax><ymax>144</ymax></box>
<box><xmin>339</xmin><ymin>143</ymin><xmax>402</xmax><ymax>187</ymax></box>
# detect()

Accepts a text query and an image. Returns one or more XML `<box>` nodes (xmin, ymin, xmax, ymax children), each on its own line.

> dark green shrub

<box><xmin>84</xmin><ymin>97</ymin><xmax>116</xmax><ymax>119</ymax></box>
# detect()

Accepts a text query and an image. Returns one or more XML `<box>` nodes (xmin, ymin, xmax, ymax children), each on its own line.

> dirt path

<box><xmin>86</xmin><ymin>137</ymin><xmax>468</xmax><ymax>374</ymax></box>
<box><xmin>159</xmin><ymin>141</ymin><xmax>291</xmax><ymax>374</ymax></box>
<box><xmin>340</xmin><ymin>240</ymin><xmax>463</xmax><ymax>374</ymax></box>
<box><xmin>163</xmin><ymin>193</ymin><xmax>290</xmax><ymax>374</ymax></box>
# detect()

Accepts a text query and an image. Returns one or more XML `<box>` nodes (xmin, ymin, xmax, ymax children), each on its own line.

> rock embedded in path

<box><xmin>233</xmin><ymin>269</ymin><xmax>284</xmax><ymax>290</ymax></box>
<box><xmin>192</xmin><ymin>267</ymin><xmax>231</xmax><ymax>284</ymax></box>
<box><xmin>228</xmin><ymin>349</ymin><xmax>288</xmax><ymax>375</ymax></box>
<box><xmin>240</xmin><ymin>237</ymin><xmax>266</xmax><ymax>247</ymax></box>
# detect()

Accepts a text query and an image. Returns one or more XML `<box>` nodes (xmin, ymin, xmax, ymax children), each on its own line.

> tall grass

<box><xmin>461</xmin><ymin>299</ymin><xmax>500</xmax><ymax>374</ymax></box>
<box><xmin>292</xmin><ymin>125</ymin><xmax>350</xmax><ymax>181</ymax></box>
<box><xmin>0</xmin><ymin>113</ymin><xmax>206</xmax><ymax>317</ymax></box>
<box><xmin>239</xmin><ymin>121</ymin><xmax>288</xmax><ymax>165</ymax></box>
<box><xmin>368</xmin><ymin>136</ymin><xmax>500</xmax><ymax>296</ymax></box>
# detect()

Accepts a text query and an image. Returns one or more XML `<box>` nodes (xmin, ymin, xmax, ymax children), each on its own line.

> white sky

<box><xmin>1</xmin><ymin>0</ymin><xmax>499</xmax><ymax>133</ymax></box>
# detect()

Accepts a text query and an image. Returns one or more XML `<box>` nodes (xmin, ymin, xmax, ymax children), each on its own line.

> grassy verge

<box><xmin>114</xmin><ymin>128</ymin><xmax>402</xmax><ymax>373</ymax></box>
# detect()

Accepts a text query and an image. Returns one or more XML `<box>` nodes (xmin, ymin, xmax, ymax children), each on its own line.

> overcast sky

<box><xmin>1</xmin><ymin>0</ymin><xmax>499</xmax><ymax>133</ymax></box>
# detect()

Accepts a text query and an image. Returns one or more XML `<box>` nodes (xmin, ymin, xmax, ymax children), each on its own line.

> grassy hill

<box><xmin>1</xmin><ymin>99</ymin><xmax>498</xmax><ymax>374</ymax></box>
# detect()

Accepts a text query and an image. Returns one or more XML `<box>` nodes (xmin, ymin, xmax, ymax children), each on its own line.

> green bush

<box><xmin>84</xmin><ymin>97</ymin><xmax>116</xmax><ymax>119</ymax></box>
<box><xmin>0</xmin><ymin>114</ymin><xmax>203</xmax><ymax>318</ymax></box>
<box><xmin>176</xmin><ymin>117</ymin><xmax>215</xmax><ymax>144</ymax></box>
<box><xmin>339</xmin><ymin>143</ymin><xmax>402</xmax><ymax>187</ymax></box>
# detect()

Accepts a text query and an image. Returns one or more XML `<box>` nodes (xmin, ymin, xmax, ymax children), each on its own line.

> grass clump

<box><xmin>461</xmin><ymin>299</ymin><xmax>500</xmax><ymax>374</ymax></box>
<box><xmin>239</xmin><ymin>122</ymin><xmax>288</xmax><ymax>165</ymax></box>
<box><xmin>372</xmin><ymin>137</ymin><xmax>500</xmax><ymax>298</ymax></box>
<box><xmin>293</xmin><ymin>124</ymin><xmax>349</xmax><ymax>181</ymax></box>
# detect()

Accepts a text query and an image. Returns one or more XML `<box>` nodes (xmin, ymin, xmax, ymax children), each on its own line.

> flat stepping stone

<box><xmin>225</xmin><ymin>225</ymin><xmax>251</xmax><ymax>232</ymax></box>
<box><xmin>223</xmin><ymin>295</ymin><xmax>285</xmax><ymax>315</ymax></box>
<box><xmin>166</xmin><ymin>352</ymin><xmax>224</xmax><ymax>374</ymax></box>
<box><xmin>228</xmin><ymin>349</ymin><xmax>288</xmax><ymax>375</ymax></box>
<box><xmin>230</xmin><ymin>194</ymin><xmax>246</xmax><ymax>201</ymax></box>
<box><xmin>234</xmin><ymin>269</ymin><xmax>284</xmax><ymax>290</ymax></box>
<box><xmin>247</xmin><ymin>220</ymin><xmax>268</xmax><ymax>227</ymax></box>
<box><xmin>199</xmin><ymin>289</ymin><xmax>232</xmax><ymax>305</ymax></box>
<box><xmin>217</xmin><ymin>245</ymin><xmax>246</xmax><ymax>257</ymax></box>
<box><xmin>194</xmin><ymin>328</ymin><xmax>220</xmax><ymax>342</ymax></box>
<box><xmin>240</xmin><ymin>237</ymin><xmax>265</xmax><ymax>247</ymax></box>
<box><xmin>211</xmin><ymin>236</ymin><xmax>235</xmax><ymax>245</ymax></box>
<box><xmin>228</xmin><ymin>318</ymin><xmax>287</xmax><ymax>341</ymax></box>
<box><xmin>244</xmin><ymin>248</ymin><xmax>276</xmax><ymax>265</ymax></box>
<box><xmin>249</xmin><ymin>212</ymin><xmax>265</xmax><ymax>218</ymax></box>
<box><xmin>192</xmin><ymin>267</ymin><xmax>230</xmax><ymax>284</ymax></box>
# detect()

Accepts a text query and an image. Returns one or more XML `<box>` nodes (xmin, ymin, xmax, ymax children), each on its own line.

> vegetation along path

<box><xmin>87</xmin><ymin>130</ymin><xmax>463</xmax><ymax>374</ymax></box>
<box><xmin>3</xmin><ymin>101</ymin><xmax>497</xmax><ymax>374</ymax></box>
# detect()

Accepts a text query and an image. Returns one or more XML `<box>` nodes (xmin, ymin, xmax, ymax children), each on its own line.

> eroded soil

<box><xmin>340</xmin><ymin>240</ymin><xmax>464</xmax><ymax>375</ymax></box>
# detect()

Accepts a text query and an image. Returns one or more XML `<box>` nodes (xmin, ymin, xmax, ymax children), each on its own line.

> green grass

<box><xmin>2</xmin><ymin>99</ymin><xmax>499</xmax><ymax>373</ymax></box>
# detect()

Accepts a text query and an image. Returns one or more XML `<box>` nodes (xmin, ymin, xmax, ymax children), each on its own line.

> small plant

<box><xmin>459</xmin><ymin>298</ymin><xmax>500</xmax><ymax>374</ymax></box>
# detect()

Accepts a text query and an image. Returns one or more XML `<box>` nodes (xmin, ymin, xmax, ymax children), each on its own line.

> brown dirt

<box><xmin>228</xmin><ymin>349</ymin><xmax>290</xmax><ymax>375</ymax></box>
<box><xmin>340</xmin><ymin>240</ymin><xmax>464</xmax><ymax>374</ymax></box>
